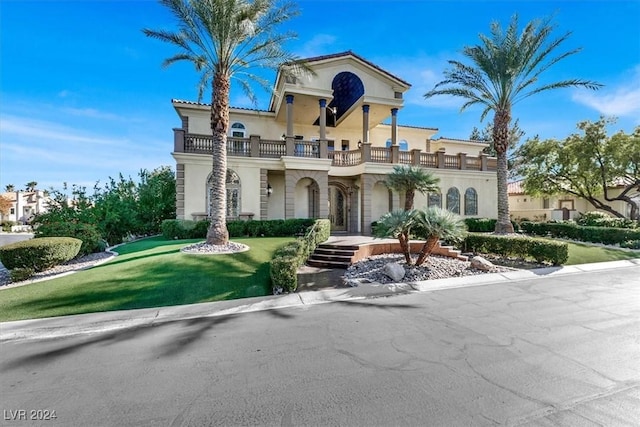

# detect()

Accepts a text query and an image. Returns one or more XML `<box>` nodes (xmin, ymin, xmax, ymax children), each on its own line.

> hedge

<box><xmin>464</xmin><ymin>218</ymin><xmax>520</xmax><ymax>233</ymax></box>
<box><xmin>463</xmin><ymin>233</ymin><xmax>568</xmax><ymax>265</ymax></box>
<box><xmin>575</xmin><ymin>212</ymin><xmax>638</xmax><ymax>229</ymax></box>
<box><xmin>0</xmin><ymin>237</ymin><xmax>82</xmax><ymax>272</ymax></box>
<box><xmin>270</xmin><ymin>219</ymin><xmax>331</xmax><ymax>293</ymax></box>
<box><xmin>161</xmin><ymin>218</ymin><xmax>316</xmax><ymax>240</ymax></box>
<box><xmin>520</xmin><ymin>221</ymin><xmax>640</xmax><ymax>245</ymax></box>
<box><xmin>34</xmin><ymin>222</ymin><xmax>105</xmax><ymax>256</ymax></box>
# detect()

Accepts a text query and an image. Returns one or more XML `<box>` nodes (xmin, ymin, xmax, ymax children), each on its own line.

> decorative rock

<box><xmin>383</xmin><ymin>262</ymin><xmax>406</xmax><ymax>282</ymax></box>
<box><xmin>470</xmin><ymin>256</ymin><xmax>495</xmax><ymax>271</ymax></box>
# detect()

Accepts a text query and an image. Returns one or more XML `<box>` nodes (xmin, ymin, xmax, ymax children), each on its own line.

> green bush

<box><xmin>520</xmin><ymin>221</ymin><xmax>640</xmax><ymax>245</ymax></box>
<box><xmin>576</xmin><ymin>212</ymin><xmax>638</xmax><ymax>229</ymax></box>
<box><xmin>34</xmin><ymin>222</ymin><xmax>104</xmax><ymax>256</ymax></box>
<box><xmin>269</xmin><ymin>219</ymin><xmax>331</xmax><ymax>293</ymax></box>
<box><xmin>0</xmin><ymin>237</ymin><xmax>82</xmax><ymax>272</ymax></box>
<box><xmin>463</xmin><ymin>233</ymin><xmax>568</xmax><ymax>265</ymax></box>
<box><xmin>620</xmin><ymin>240</ymin><xmax>640</xmax><ymax>249</ymax></box>
<box><xmin>162</xmin><ymin>218</ymin><xmax>317</xmax><ymax>240</ymax></box>
<box><xmin>10</xmin><ymin>267</ymin><xmax>35</xmax><ymax>282</ymax></box>
<box><xmin>1</xmin><ymin>220</ymin><xmax>15</xmax><ymax>232</ymax></box>
<box><xmin>465</xmin><ymin>218</ymin><xmax>519</xmax><ymax>232</ymax></box>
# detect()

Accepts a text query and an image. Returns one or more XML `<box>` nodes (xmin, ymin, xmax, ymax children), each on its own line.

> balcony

<box><xmin>174</xmin><ymin>130</ymin><xmax>497</xmax><ymax>172</ymax></box>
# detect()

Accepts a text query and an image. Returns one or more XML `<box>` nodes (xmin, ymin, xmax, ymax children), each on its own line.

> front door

<box><xmin>328</xmin><ymin>185</ymin><xmax>347</xmax><ymax>232</ymax></box>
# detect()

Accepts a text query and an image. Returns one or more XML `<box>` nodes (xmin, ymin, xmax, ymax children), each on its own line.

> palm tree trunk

<box><xmin>399</xmin><ymin>232</ymin><xmax>412</xmax><ymax>265</ymax></box>
<box><xmin>415</xmin><ymin>235</ymin><xmax>439</xmax><ymax>266</ymax></box>
<box><xmin>404</xmin><ymin>189</ymin><xmax>415</xmax><ymax>211</ymax></box>
<box><xmin>206</xmin><ymin>71</ymin><xmax>230</xmax><ymax>245</ymax></box>
<box><xmin>493</xmin><ymin>109</ymin><xmax>514</xmax><ymax>234</ymax></box>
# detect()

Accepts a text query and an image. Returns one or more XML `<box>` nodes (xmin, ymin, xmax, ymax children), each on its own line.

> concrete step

<box><xmin>317</xmin><ymin>244</ymin><xmax>360</xmax><ymax>251</ymax></box>
<box><xmin>308</xmin><ymin>254</ymin><xmax>353</xmax><ymax>263</ymax></box>
<box><xmin>307</xmin><ymin>259</ymin><xmax>351</xmax><ymax>269</ymax></box>
<box><xmin>313</xmin><ymin>248</ymin><xmax>356</xmax><ymax>256</ymax></box>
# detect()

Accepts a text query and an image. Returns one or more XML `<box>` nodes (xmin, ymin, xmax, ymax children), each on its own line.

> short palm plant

<box><xmin>385</xmin><ymin>165</ymin><xmax>440</xmax><ymax>211</ymax></box>
<box><xmin>373</xmin><ymin>210</ymin><xmax>417</xmax><ymax>265</ymax></box>
<box><xmin>413</xmin><ymin>207</ymin><xmax>467</xmax><ymax>266</ymax></box>
<box><xmin>374</xmin><ymin>207</ymin><xmax>466</xmax><ymax>267</ymax></box>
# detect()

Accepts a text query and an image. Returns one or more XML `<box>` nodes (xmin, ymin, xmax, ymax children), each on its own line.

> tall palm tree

<box><xmin>424</xmin><ymin>15</ymin><xmax>601</xmax><ymax>234</ymax></box>
<box><xmin>25</xmin><ymin>181</ymin><xmax>38</xmax><ymax>192</ymax></box>
<box><xmin>144</xmin><ymin>0</ymin><xmax>304</xmax><ymax>245</ymax></box>
<box><xmin>5</xmin><ymin>184</ymin><xmax>15</xmax><ymax>192</ymax></box>
<box><xmin>385</xmin><ymin>165</ymin><xmax>440</xmax><ymax>211</ymax></box>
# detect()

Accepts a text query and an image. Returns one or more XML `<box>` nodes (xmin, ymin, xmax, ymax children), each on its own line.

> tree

<box><xmin>144</xmin><ymin>0</ymin><xmax>304</xmax><ymax>245</ymax></box>
<box><xmin>385</xmin><ymin>165</ymin><xmax>440</xmax><ymax>211</ymax></box>
<box><xmin>25</xmin><ymin>181</ymin><xmax>38</xmax><ymax>192</ymax></box>
<box><xmin>515</xmin><ymin>118</ymin><xmax>640</xmax><ymax>220</ymax></box>
<box><xmin>425</xmin><ymin>15</ymin><xmax>601</xmax><ymax>234</ymax></box>
<box><xmin>469</xmin><ymin>119</ymin><xmax>525</xmax><ymax>157</ymax></box>
<box><xmin>0</xmin><ymin>196</ymin><xmax>12</xmax><ymax>218</ymax></box>
<box><xmin>137</xmin><ymin>166</ymin><xmax>177</xmax><ymax>234</ymax></box>
<box><xmin>374</xmin><ymin>207</ymin><xmax>466</xmax><ymax>267</ymax></box>
<box><xmin>4</xmin><ymin>184</ymin><xmax>15</xmax><ymax>193</ymax></box>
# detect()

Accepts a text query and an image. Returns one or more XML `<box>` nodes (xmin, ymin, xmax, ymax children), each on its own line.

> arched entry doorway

<box><xmin>328</xmin><ymin>184</ymin><xmax>347</xmax><ymax>232</ymax></box>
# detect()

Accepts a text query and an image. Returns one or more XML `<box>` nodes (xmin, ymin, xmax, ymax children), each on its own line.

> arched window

<box><xmin>446</xmin><ymin>187</ymin><xmax>460</xmax><ymax>214</ymax></box>
<box><xmin>428</xmin><ymin>191</ymin><xmax>442</xmax><ymax>209</ymax></box>
<box><xmin>207</xmin><ymin>170</ymin><xmax>241</xmax><ymax>219</ymax></box>
<box><xmin>385</xmin><ymin>139</ymin><xmax>409</xmax><ymax>151</ymax></box>
<box><xmin>464</xmin><ymin>188</ymin><xmax>478</xmax><ymax>215</ymax></box>
<box><xmin>230</xmin><ymin>122</ymin><xmax>246</xmax><ymax>138</ymax></box>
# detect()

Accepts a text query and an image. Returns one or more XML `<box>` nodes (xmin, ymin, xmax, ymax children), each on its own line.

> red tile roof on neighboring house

<box><xmin>433</xmin><ymin>136</ymin><xmax>487</xmax><ymax>144</ymax></box>
<box><xmin>508</xmin><ymin>181</ymin><xmax>525</xmax><ymax>195</ymax></box>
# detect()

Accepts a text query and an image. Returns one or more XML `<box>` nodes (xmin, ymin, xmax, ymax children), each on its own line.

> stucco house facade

<box><xmin>0</xmin><ymin>190</ymin><xmax>49</xmax><ymax>225</ymax></box>
<box><xmin>508</xmin><ymin>180</ymin><xmax>638</xmax><ymax>221</ymax></box>
<box><xmin>171</xmin><ymin>51</ymin><xmax>498</xmax><ymax>235</ymax></box>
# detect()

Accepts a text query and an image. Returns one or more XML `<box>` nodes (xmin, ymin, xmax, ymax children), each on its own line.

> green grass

<box><xmin>565</xmin><ymin>241</ymin><xmax>640</xmax><ymax>265</ymax></box>
<box><xmin>0</xmin><ymin>236</ymin><xmax>292</xmax><ymax>322</ymax></box>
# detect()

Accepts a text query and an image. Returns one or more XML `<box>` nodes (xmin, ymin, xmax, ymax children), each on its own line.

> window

<box><xmin>543</xmin><ymin>198</ymin><xmax>550</xmax><ymax>209</ymax></box>
<box><xmin>230</xmin><ymin>122</ymin><xmax>246</xmax><ymax>138</ymax></box>
<box><xmin>464</xmin><ymin>188</ymin><xmax>478</xmax><ymax>215</ymax></box>
<box><xmin>385</xmin><ymin>139</ymin><xmax>409</xmax><ymax>151</ymax></box>
<box><xmin>207</xmin><ymin>170</ymin><xmax>241</xmax><ymax>219</ymax></box>
<box><xmin>10</xmin><ymin>208</ymin><xmax>15</xmax><ymax>215</ymax></box>
<box><xmin>446</xmin><ymin>187</ymin><xmax>460</xmax><ymax>214</ymax></box>
<box><xmin>428</xmin><ymin>192</ymin><xmax>442</xmax><ymax>209</ymax></box>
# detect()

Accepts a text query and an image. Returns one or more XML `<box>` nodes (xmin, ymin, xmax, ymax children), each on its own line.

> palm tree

<box><xmin>385</xmin><ymin>165</ymin><xmax>440</xmax><ymax>211</ymax></box>
<box><xmin>5</xmin><ymin>184</ymin><xmax>15</xmax><ymax>192</ymax></box>
<box><xmin>413</xmin><ymin>207</ymin><xmax>466</xmax><ymax>266</ymax></box>
<box><xmin>373</xmin><ymin>210</ymin><xmax>416</xmax><ymax>265</ymax></box>
<box><xmin>25</xmin><ymin>181</ymin><xmax>38</xmax><ymax>192</ymax></box>
<box><xmin>424</xmin><ymin>15</ymin><xmax>601</xmax><ymax>234</ymax></box>
<box><xmin>144</xmin><ymin>0</ymin><xmax>304</xmax><ymax>245</ymax></box>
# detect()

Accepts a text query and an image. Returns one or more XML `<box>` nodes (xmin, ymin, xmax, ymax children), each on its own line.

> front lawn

<box><xmin>565</xmin><ymin>241</ymin><xmax>640</xmax><ymax>265</ymax></box>
<box><xmin>0</xmin><ymin>236</ymin><xmax>292</xmax><ymax>322</ymax></box>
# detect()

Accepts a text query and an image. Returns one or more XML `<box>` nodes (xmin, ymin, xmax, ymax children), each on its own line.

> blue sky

<box><xmin>1</xmin><ymin>0</ymin><xmax>639</xmax><ymax>192</ymax></box>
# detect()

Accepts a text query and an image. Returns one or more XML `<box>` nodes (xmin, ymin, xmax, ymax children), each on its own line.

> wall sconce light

<box><xmin>267</xmin><ymin>183</ymin><xmax>273</xmax><ymax>197</ymax></box>
<box><xmin>357</xmin><ymin>140</ymin><xmax>362</xmax><ymax>148</ymax></box>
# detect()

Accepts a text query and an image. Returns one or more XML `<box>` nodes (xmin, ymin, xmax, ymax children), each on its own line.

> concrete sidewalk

<box><xmin>1</xmin><ymin>259</ymin><xmax>639</xmax><ymax>342</ymax></box>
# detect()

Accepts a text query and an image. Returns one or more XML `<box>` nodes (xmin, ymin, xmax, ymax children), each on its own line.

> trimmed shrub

<box><xmin>269</xmin><ymin>219</ymin><xmax>331</xmax><ymax>293</ymax></box>
<box><xmin>465</xmin><ymin>218</ymin><xmax>520</xmax><ymax>233</ymax></box>
<box><xmin>34</xmin><ymin>222</ymin><xmax>103</xmax><ymax>256</ymax></box>
<box><xmin>162</xmin><ymin>218</ymin><xmax>317</xmax><ymax>240</ymax></box>
<box><xmin>0</xmin><ymin>237</ymin><xmax>82</xmax><ymax>272</ymax></box>
<box><xmin>521</xmin><ymin>221</ymin><xmax>640</xmax><ymax>245</ymax></box>
<box><xmin>1</xmin><ymin>221</ymin><xmax>15</xmax><ymax>233</ymax></box>
<box><xmin>576</xmin><ymin>212</ymin><xmax>638</xmax><ymax>229</ymax></box>
<box><xmin>463</xmin><ymin>233</ymin><xmax>568</xmax><ymax>265</ymax></box>
<box><xmin>226</xmin><ymin>220</ymin><xmax>245</xmax><ymax>238</ymax></box>
<box><xmin>620</xmin><ymin>240</ymin><xmax>640</xmax><ymax>249</ymax></box>
<box><xmin>10</xmin><ymin>267</ymin><xmax>35</xmax><ymax>282</ymax></box>
<box><xmin>161</xmin><ymin>219</ymin><xmax>201</xmax><ymax>240</ymax></box>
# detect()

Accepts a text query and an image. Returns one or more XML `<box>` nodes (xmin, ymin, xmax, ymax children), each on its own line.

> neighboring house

<box><xmin>0</xmin><ymin>190</ymin><xmax>50</xmax><ymax>224</ymax></box>
<box><xmin>172</xmin><ymin>51</ymin><xmax>498</xmax><ymax>235</ymax></box>
<box><xmin>508</xmin><ymin>181</ymin><xmax>638</xmax><ymax>221</ymax></box>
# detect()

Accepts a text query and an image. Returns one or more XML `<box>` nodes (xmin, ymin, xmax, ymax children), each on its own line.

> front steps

<box><xmin>307</xmin><ymin>240</ymin><xmax>468</xmax><ymax>269</ymax></box>
<box><xmin>306</xmin><ymin>244</ymin><xmax>359</xmax><ymax>269</ymax></box>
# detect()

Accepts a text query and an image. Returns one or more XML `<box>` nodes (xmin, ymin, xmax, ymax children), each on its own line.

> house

<box><xmin>172</xmin><ymin>51</ymin><xmax>498</xmax><ymax>235</ymax></box>
<box><xmin>508</xmin><ymin>180</ymin><xmax>638</xmax><ymax>221</ymax></box>
<box><xmin>0</xmin><ymin>190</ymin><xmax>49</xmax><ymax>225</ymax></box>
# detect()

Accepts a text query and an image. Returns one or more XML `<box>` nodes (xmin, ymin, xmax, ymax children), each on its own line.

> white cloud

<box><xmin>62</xmin><ymin>107</ymin><xmax>127</xmax><ymax>121</ymax></box>
<box><xmin>572</xmin><ymin>66</ymin><xmax>640</xmax><ymax>118</ymax></box>
<box><xmin>297</xmin><ymin>34</ymin><xmax>338</xmax><ymax>58</ymax></box>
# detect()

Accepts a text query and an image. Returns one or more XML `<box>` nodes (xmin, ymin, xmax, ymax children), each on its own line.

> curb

<box><xmin>1</xmin><ymin>259</ymin><xmax>639</xmax><ymax>343</ymax></box>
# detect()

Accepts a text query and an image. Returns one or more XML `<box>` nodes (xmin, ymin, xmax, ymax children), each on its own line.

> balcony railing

<box><xmin>174</xmin><ymin>130</ymin><xmax>496</xmax><ymax>172</ymax></box>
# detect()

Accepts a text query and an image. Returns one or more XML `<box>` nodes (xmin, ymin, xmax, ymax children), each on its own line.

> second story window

<box><xmin>230</xmin><ymin>122</ymin><xmax>246</xmax><ymax>138</ymax></box>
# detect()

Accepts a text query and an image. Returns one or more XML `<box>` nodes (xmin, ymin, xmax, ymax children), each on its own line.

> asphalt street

<box><xmin>1</xmin><ymin>265</ymin><xmax>639</xmax><ymax>426</ymax></box>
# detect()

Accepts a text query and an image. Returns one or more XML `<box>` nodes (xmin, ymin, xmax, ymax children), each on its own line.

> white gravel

<box><xmin>344</xmin><ymin>253</ymin><xmax>514</xmax><ymax>285</ymax></box>
<box><xmin>0</xmin><ymin>251</ymin><xmax>115</xmax><ymax>289</ymax></box>
<box><xmin>180</xmin><ymin>241</ymin><xmax>250</xmax><ymax>254</ymax></box>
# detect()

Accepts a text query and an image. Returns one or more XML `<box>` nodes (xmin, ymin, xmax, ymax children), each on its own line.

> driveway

<box><xmin>1</xmin><ymin>264</ymin><xmax>639</xmax><ymax>426</ymax></box>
